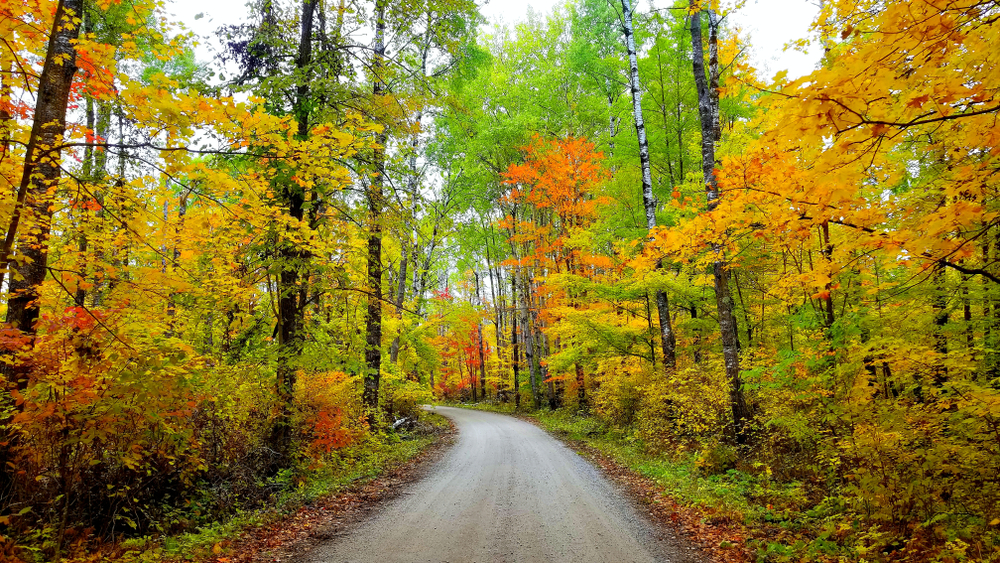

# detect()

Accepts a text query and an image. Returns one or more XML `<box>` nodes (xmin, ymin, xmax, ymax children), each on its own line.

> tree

<box><xmin>501</xmin><ymin>136</ymin><xmax>612</xmax><ymax>410</ymax></box>
<box><xmin>3</xmin><ymin>0</ymin><xmax>84</xmax><ymax>345</ymax></box>
<box><xmin>688</xmin><ymin>0</ymin><xmax>750</xmax><ymax>442</ymax></box>
<box><xmin>618</xmin><ymin>0</ymin><xmax>678</xmax><ymax>371</ymax></box>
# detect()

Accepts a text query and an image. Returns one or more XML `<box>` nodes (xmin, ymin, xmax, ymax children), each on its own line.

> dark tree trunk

<box><xmin>511</xmin><ymin>298</ymin><xmax>521</xmax><ymax>409</ymax></box>
<box><xmin>3</xmin><ymin>0</ymin><xmax>84</xmax><ymax>331</ymax></box>
<box><xmin>690</xmin><ymin>304</ymin><xmax>703</xmax><ymax>364</ymax></box>
<box><xmin>363</xmin><ymin>1</ymin><xmax>387</xmax><ymax>423</ymax></box>
<box><xmin>166</xmin><ymin>191</ymin><xmax>189</xmax><ymax>333</ymax></box>
<box><xmin>518</xmin><ymin>270</ymin><xmax>542</xmax><ymax>410</ymax></box>
<box><xmin>982</xmin><ymin>236</ymin><xmax>995</xmax><ymax>379</ymax></box>
<box><xmin>0</xmin><ymin>54</ymin><xmax>11</xmax><ymax>157</ymax></box>
<box><xmin>690</xmin><ymin>4</ymin><xmax>751</xmax><ymax>443</ymax></box>
<box><xmin>820</xmin><ymin>221</ymin><xmax>836</xmax><ymax>330</ymax></box>
<box><xmin>0</xmin><ymin>0</ymin><xmax>83</xmax><ymax>509</ymax></box>
<box><xmin>541</xmin><ymin>330</ymin><xmax>556</xmax><ymax>410</ymax></box>
<box><xmin>478</xmin><ymin>322</ymin><xmax>488</xmax><ymax>401</ymax></box>
<box><xmin>932</xmin><ymin>263</ymin><xmax>949</xmax><ymax>385</ymax></box>
<box><xmin>389</xmin><ymin>244</ymin><xmax>408</xmax><ymax>364</ymax></box>
<box><xmin>470</xmin><ymin>353</ymin><xmax>477</xmax><ymax>401</ymax></box>
<box><xmin>389</xmin><ymin>27</ymin><xmax>430</xmax><ymax>366</ymax></box>
<box><xmin>272</xmin><ymin>0</ymin><xmax>318</xmax><ymax>457</ymax></box>
<box><xmin>962</xmin><ymin>273</ymin><xmax>972</xmax><ymax>350</ymax></box>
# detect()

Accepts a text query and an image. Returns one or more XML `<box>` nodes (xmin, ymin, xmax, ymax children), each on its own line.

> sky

<box><xmin>167</xmin><ymin>0</ymin><xmax>821</xmax><ymax>79</ymax></box>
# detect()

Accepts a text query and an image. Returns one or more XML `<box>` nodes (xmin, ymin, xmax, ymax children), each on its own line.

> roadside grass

<box><xmin>85</xmin><ymin>413</ymin><xmax>450</xmax><ymax>563</ymax></box>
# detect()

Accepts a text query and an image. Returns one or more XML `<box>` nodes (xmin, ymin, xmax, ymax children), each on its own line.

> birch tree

<box><xmin>618</xmin><ymin>0</ymin><xmax>677</xmax><ymax>370</ymax></box>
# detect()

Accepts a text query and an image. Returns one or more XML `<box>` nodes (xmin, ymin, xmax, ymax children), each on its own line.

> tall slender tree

<box><xmin>363</xmin><ymin>0</ymin><xmax>388</xmax><ymax>422</ymax></box>
<box><xmin>618</xmin><ymin>0</ymin><xmax>677</xmax><ymax>370</ymax></box>
<box><xmin>689</xmin><ymin>2</ymin><xmax>750</xmax><ymax>442</ymax></box>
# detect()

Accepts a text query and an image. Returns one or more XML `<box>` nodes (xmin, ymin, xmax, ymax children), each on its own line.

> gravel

<box><xmin>301</xmin><ymin>406</ymin><xmax>704</xmax><ymax>563</ymax></box>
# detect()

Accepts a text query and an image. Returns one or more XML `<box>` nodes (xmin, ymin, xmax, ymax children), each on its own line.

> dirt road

<box><xmin>301</xmin><ymin>406</ymin><xmax>701</xmax><ymax>563</ymax></box>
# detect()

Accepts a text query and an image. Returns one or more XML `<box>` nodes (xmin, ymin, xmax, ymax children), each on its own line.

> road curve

<box><xmin>302</xmin><ymin>406</ymin><xmax>701</xmax><ymax>563</ymax></box>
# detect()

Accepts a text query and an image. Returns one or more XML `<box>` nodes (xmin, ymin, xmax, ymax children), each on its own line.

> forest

<box><xmin>1</xmin><ymin>0</ymin><xmax>999</xmax><ymax>560</ymax></box>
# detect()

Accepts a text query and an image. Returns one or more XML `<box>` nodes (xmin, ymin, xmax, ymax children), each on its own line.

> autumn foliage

<box><xmin>2</xmin><ymin>0</ymin><xmax>1000</xmax><ymax>559</ymax></box>
<box><xmin>0</xmin><ymin>0</ymin><xmax>439</xmax><ymax>558</ymax></box>
<box><xmin>427</xmin><ymin>0</ymin><xmax>1000</xmax><ymax>560</ymax></box>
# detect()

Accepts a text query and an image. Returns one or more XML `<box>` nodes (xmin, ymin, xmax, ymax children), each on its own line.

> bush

<box><xmin>0</xmin><ymin>310</ymin><xmax>376</xmax><ymax>557</ymax></box>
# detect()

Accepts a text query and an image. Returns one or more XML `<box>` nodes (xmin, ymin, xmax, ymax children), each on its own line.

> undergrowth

<box><xmin>16</xmin><ymin>413</ymin><xmax>448</xmax><ymax>563</ymax></box>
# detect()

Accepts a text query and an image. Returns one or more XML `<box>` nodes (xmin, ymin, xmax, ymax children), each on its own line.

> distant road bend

<box><xmin>302</xmin><ymin>406</ymin><xmax>702</xmax><ymax>563</ymax></box>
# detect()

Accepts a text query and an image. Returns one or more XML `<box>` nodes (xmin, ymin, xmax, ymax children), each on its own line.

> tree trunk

<box><xmin>962</xmin><ymin>272</ymin><xmax>972</xmax><ymax>350</ymax></box>
<box><xmin>511</xmin><ymin>288</ymin><xmax>521</xmax><ymax>409</ymax></box>
<box><xmin>166</xmin><ymin>191</ymin><xmax>189</xmax><ymax>333</ymax></box>
<box><xmin>690</xmin><ymin>303</ymin><xmax>703</xmax><ymax>364</ymax></box>
<box><xmin>272</xmin><ymin>0</ymin><xmax>318</xmax><ymax>458</ymax></box>
<box><xmin>619</xmin><ymin>0</ymin><xmax>677</xmax><ymax>371</ymax></box>
<box><xmin>363</xmin><ymin>0</ymin><xmax>387</xmax><ymax>423</ymax></box>
<box><xmin>820</xmin><ymin>221</ymin><xmax>836</xmax><ymax>330</ymax></box>
<box><xmin>0</xmin><ymin>0</ymin><xmax>84</xmax><ymax>509</ymax></box>
<box><xmin>389</xmin><ymin>27</ymin><xmax>430</xmax><ymax>365</ymax></box>
<box><xmin>540</xmin><ymin>322</ymin><xmax>556</xmax><ymax>410</ymax></box>
<box><xmin>478</xmin><ymin>322</ymin><xmax>488</xmax><ymax>401</ymax></box>
<box><xmin>469</xmin><ymin>352</ymin><xmax>477</xmax><ymax>401</ymax></box>
<box><xmin>518</xmin><ymin>269</ymin><xmax>541</xmax><ymax>409</ymax></box>
<box><xmin>0</xmin><ymin>52</ymin><xmax>11</xmax><ymax>157</ymax></box>
<box><xmin>3</xmin><ymin>0</ymin><xmax>84</xmax><ymax>330</ymax></box>
<box><xmin>690</xmin><ymin>4</ymin><xmax>751</xmax><ymax>442</ymax></box>
<box><xmin>389</xmin><ymin>244</ymin><xmax>408</xmax><ymax>364</ymax></box>
<box><xmin>932</xmin><ymin>263</ymin><xmax>949</xmax><ymax>385</ymax></box>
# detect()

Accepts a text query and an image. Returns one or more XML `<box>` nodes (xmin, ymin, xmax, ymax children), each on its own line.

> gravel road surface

<box><xmin>302</xmin><ymin>406</ymin><xmax>701</xmax><ymax>563</ymax></box>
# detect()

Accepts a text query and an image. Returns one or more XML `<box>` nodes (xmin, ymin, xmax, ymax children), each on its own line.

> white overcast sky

<box><xmin>166</xmin><ymin>0</ymin><xmax>820</xmax><ymax>80</ymax></box>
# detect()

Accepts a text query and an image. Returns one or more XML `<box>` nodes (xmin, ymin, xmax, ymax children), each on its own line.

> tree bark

<box><xmin>469</xmin><ymin>351</ymin><xmax>477</xmax><ymax>401</ymax></box>
<box><xmin>820</xmin><ymin>221</ymin><xmax>836</xmax><ymax>330</ymax></box>
<box><xmin>690</xmin><ymin>4</ymin><xmax>751</xmax><ymax>442</ymax></box>
<box><xmin>0</xmin><ymin>0</ymin><xmax>84</xmax><ymax>509</ymax></box>
<box><xmin>518</xmin><ymin>269</ymin><xmax>542</xmax><ymax>409</ymax></box>
<box><xmin>511</xmin><ymin>280</ymin><xmax>521</xmax><ymax>409</ymax></box>
<box><xmin>389</xmin><ymin>23</ymin><xmax>431</xmax><ymax>365</ymax></box>
<box><xmin>272</xmin><ymin>0</ymin><xmax>318</xmax><ymax>457</ymax></box>
<box><xmin>389</xmin><ymin>245</ymin><xmax>408</xmax><ymax>364</ymax></box>
<box><xmin>539</xmin><ymin>317</ymin><xmax>556</xmax><ymax>410</ymax></box>
<box><xmin>0</xmin><ymin>51</ymin><xmax>11</xmax><ymax>158</ymax></box>
<box><xmin>363</xmin><ymin>0</ymin><xmax>388</xmax><ymax>423</ymax></box>
<box><xmin>3</xmin><ymin>0</ymin><xmax>84</xmax><ymax>331</ymax></box>
<box><xmin>932</xmin><ymin>263</ymin><xmax>949</xmax><ymax>385</ymax></box>
<box><xmin>619</xmin><ymin>0</ymin><xmax>677</xmax><ymax>371</ymax></box>
<box><xmin>690</xmin><ymin>304</ymin><xmax>703</xmax><ymax>364</ymax></box>
<box><xmin>166</xmin><ymin>191</ymin><xmax>189</xmax><ymax>333</ymax></box>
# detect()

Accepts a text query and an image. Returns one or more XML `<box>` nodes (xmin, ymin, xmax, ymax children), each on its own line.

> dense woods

<box><xmin>1</xmin><ymin>0</ymin><xmax>999</xmax><ymax>560</ymax></box>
